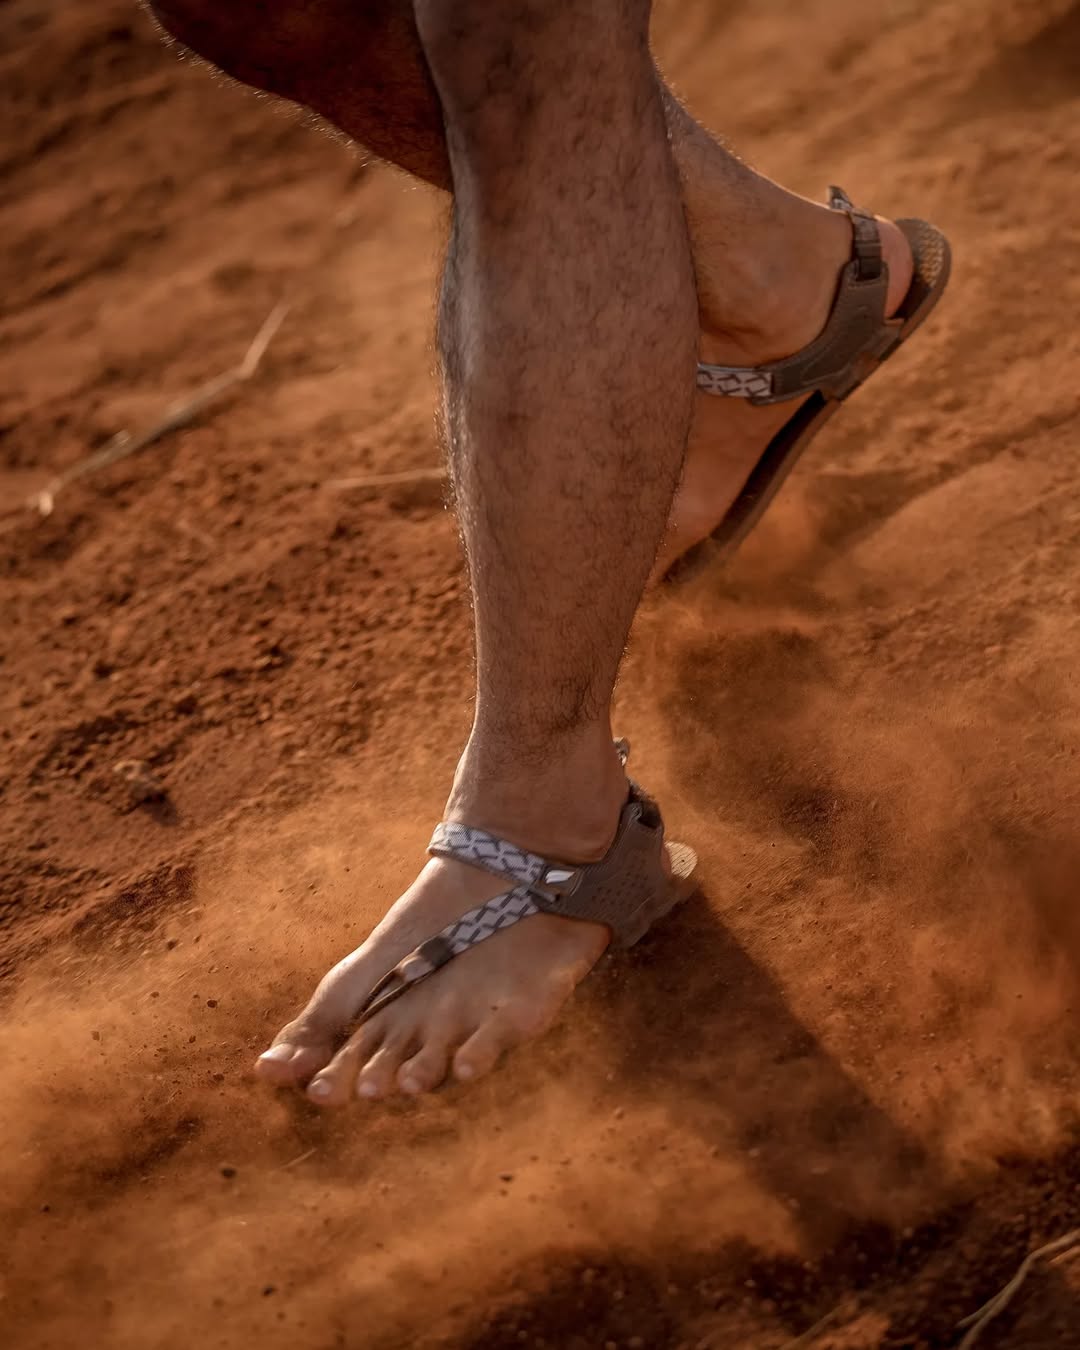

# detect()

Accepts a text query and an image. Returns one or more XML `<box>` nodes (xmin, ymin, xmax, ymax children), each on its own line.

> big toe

<box><xmin>255</xmin><ymin>1025</ymin><xmax>335</xmax><ymax>1087</ymax></box>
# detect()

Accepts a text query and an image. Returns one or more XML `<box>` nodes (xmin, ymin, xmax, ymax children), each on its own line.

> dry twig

<box><xmin>276</xmin><ymin>1148</ymin><xmax>317</xmax><ymax>1171</ymax></box>
<box><xmin>25</xmin><ymin>301</ymin><xmax>289</xmax><ymax>517</ymax></box>
<box><xmin>957</xmin><ymin>1229</ymin><xmax>1080</xmax><ymax>1349</ymax></box>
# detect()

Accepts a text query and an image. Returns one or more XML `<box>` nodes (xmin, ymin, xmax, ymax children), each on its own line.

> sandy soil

<box><xmin>3</xmin><ymin>0</ymin><xmax>1080</xmax><ymax>1346</ymax></box>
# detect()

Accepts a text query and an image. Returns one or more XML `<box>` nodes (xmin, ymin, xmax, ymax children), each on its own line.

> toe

<box><xmin>397</xmin><ymin>1038</ymin><xmax>452</xmax><ymax>1096</ymax></box>
<box><xmin>354</xmin><ymin>1040</ymin><xmax>412</xmax><ymax>1102</ymax></box>
<box><xmin>254</xmin><ymin>1041</ymin><xmax>302</xmax><ymax>1085</ymax></box>
<box><xmin>452</xmin><ymin>1013</ymin><xmax>520</xmax><ymax>1084</ymax></box>
<box><xmin>305</xmin><ymin>1024</ymin><xmax>385</xmax><ymax>1107</ymax></box>
<box><xmin>256</xmin><ymin>953</ymin><xmax>376</xmax><ymax>1089</ymax></box>
<box><xmin>255</xmin><ymin>1036</ymin><xmax>334</xmax><ymax>1087</ymax></box>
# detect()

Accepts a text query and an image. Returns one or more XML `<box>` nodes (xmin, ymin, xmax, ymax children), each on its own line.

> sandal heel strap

<box><xmin>697</xmin><ymin>184</ymin><xmax>890</xmax><ymax>406</ymax></box>
<box><xmin>528</xmin><ymin>786</ymin><xmax>672</xmax><ymax>947</ymax></box>
<box><xmin>429</xmin><ymin>781</ymin><xmax>672</xmax><ymax>948</ymax></box>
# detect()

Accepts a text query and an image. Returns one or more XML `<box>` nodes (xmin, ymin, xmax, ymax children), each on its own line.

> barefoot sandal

<box><xmin>668</xmin><ymin>185</ymin><xmax>952</xmax><ymax>580</ymax></box>
<box><xmin>350</xmin><ymin>745</ymin><xmax>697</xmax><ymax>1030</ymax></box>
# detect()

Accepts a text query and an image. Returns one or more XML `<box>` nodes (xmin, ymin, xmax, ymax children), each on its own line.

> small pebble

<box><xmin>220</xmin><ymin>1165</ymin><xmax>237</xmax><ymax>1179</ymax></box>
<box><xmin>262</xmin><ymin>1286</ymin><xmax>276</xmax><ymax>1297</ymax></box>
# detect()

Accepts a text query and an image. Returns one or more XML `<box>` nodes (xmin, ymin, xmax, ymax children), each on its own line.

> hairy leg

<box><xmin>430</xmin><ymin>0</ymin><xmax>697</xmax><ymax>785</ymax></box>
<box><xmin>250</xmin><ymin>0</ymin><xmax>698</xmax><ymax>1102</ymax></box>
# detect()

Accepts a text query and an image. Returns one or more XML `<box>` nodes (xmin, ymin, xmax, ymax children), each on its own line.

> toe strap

<box><xmin>353</xmin><ymin>885</ymin><xmax>541</xmax><ymax>1027</ymax></box>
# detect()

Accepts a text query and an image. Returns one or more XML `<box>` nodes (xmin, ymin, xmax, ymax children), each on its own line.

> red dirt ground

<box><xmin>4</xmin><ymin>1</ymin><xmax>1080</xmax><ymax>1346</ymax></box>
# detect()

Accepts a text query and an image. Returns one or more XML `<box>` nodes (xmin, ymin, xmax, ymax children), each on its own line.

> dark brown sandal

<box><xmin>666</xmin><ymin>186</ymin><xmax>952</xmax><ymax>582</ymax></box>
<box><xmin>349</xmin><ymin>744</ymin><xmax>698</xmax><ymax>1031</ymax></box>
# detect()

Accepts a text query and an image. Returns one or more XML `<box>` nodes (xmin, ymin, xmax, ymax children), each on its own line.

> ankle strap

<box><xmin>428</xmin><ymin>822</ymin><xmax>556</xmax><ymax>888</ymax></box>
<box><xmin>696</xmin><ymin>184</ymin><xmax>892</xmax><ymax>405</ymax></box>
<box><xmin>828</xmin><ymin>185</ymin><xmax>883</xmax><ymax>282</ymax></box>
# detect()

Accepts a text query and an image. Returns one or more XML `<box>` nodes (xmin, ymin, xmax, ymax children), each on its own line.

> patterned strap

<box><xmin>428</xmin><ymin>822</ymin><xmax>550</xmax><ymax>886</ymax></box>
<box><xmin>438</xmin><ymin>886</ymin><xmax>540</xmax><ymax>953</ymax></box>
<box><xmin>696</xmin><ymin>185</ymin><xmax>889</xmax><ymax>406</ymax></box>
<box><xmin>352</xmin><ymin>882</ymin><xmax>544</xmax><ymax>1028</ymax></box>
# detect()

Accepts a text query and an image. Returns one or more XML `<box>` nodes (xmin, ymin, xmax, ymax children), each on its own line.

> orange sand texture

<box><xmin>3</xmin><ymin>1</ymin><xmax>1080</xmax><ymax>1346</ymax></box>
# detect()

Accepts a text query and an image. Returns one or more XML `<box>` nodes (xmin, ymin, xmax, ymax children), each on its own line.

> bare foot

<box><xmin>256</xmin><ymin>732</ymin><xmax>625</xmax><ymax>1103</ymax></box>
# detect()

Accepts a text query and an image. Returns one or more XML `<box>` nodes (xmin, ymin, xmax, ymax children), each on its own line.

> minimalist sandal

<box><xmin>349</xmin><ymin>748</ymin><xmax>698</xmax><ymax>1032</ymax></box>
<box><xmin>666</xmin><ymin>186</ymin><xmax>952</xmax><ymax>581</ymax></box>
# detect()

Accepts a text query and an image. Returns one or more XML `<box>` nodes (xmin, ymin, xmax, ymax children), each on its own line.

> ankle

<box><xmin>666</xmin><ymin>108</ymin><xmax>855</xmax><ymax>358</ymax></box>
<box><xmin>695</xmin><ymin>188</ymin><xmax>852</xmax><ymax>360</ymax></box>
<box><xmin>445</xmin><ymin>723</ymin><xmax>629</xmax><ymax>862</ymax></box>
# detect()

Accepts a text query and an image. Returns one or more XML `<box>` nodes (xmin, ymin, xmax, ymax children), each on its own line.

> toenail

<box><xmin>455</xmin><ymin>1062</ymin><xmax>475</xmax><ymax>1081</ymax></box>
<box><xmin>357</xmin><ymin>1080</ymin><xmax>380</xmax><ymax>1099</ymax></box>
<box><xmin>259</xmin><ymin>1045</ymin><xmax>294</xmax><ymax>1063</ymax></box>
<box><xmin>307</xmin><ymin>1079</ymin><xmax>333</xmax><ymax>1100</ymax></box>
<box><xmin>400</xmin><ymin>1077</ymin><xmax>421</xmax><ymax>1095</ymax></box>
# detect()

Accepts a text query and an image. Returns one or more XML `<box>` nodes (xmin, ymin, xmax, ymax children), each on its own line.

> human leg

<box><xmin>254</xmin><ymin>0</ymin><xmax>698</xmax><ymax>1103</ymax></box>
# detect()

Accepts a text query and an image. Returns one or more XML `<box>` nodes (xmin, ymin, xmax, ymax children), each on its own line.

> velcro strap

<box><xmin>828</xmin><ymin>183</ymin><xmax>882</xmax><ymax>282</ymax></box>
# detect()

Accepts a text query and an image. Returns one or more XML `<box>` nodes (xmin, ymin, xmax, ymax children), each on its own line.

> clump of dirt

<box><xmin>4</xmin><ymin>0</ymin><xmax>1080</xmax><ymax>1347</ymax></box>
